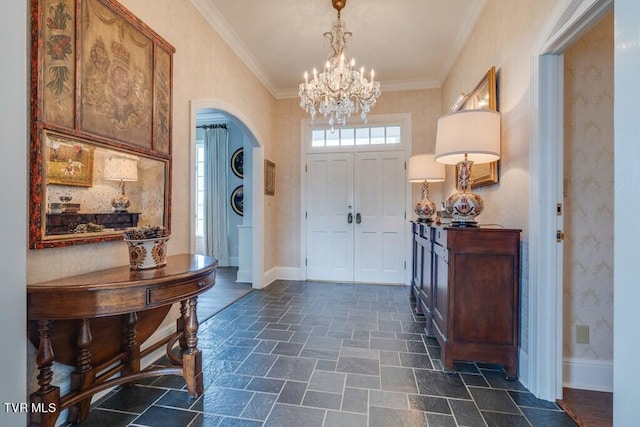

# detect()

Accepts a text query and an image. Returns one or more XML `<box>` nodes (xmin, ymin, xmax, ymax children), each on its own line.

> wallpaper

<box><xmin>563</xmin><ymin>13</ymin><xmax>614</xmax><ymax>362</ymax></box>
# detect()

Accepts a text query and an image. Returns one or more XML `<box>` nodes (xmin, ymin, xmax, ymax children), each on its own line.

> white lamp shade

<box><xmin>408</xmin><ymin>154</ymin><xmax>445</xmax><ymax>182</ymax></box>
<box><xmin>104</xmin><ymin>156</ymin><xmax>138</xmax><ymax>181</ymax></box>
<box><xmin>434</xmin><ymin>110</ymin><xmax>501</xmax><ymax>165</ymax></box>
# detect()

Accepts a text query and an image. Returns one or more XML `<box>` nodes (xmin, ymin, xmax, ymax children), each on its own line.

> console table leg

<box><xmin>68</xmin><ymin>319</ymin><xmax>95</xmax><ymax>424</ymax></box>
<box><xmin>29</xmin><ymin>320</ymin><xmax>60</xmax><ymax>427</ymax></box>
<box><xmin>181</xmin><ymin>297</ymin><xmax>203</xmax><ymax>397</ymax></box>
<box><xmin>123</xmin><ymin>312</ymin><xmax>141</xmax><ymax>383</ymax></box>
<box><xmin>177</xmin><ymin>301</ymin><xmax>188</xmax><ymax>354</ymax></box>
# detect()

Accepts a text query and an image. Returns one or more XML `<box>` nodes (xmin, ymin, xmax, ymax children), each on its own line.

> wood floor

<box><xmin>196</xmin><ymin>266</ymin><xmax>253</xmax><ymax>323</ymax></box>
<box><xmin>558</xmin><ymin>387</ymin><xmax>613</xmax><ymax>427</ymax></box>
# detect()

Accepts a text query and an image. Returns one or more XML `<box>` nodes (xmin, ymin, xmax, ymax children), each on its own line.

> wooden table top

<box><xmin>27</xmin><ymin>254</ymin><xmax>218</xmax><ymax>320</ymax></box>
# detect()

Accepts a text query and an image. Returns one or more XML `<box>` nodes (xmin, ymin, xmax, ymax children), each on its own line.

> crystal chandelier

<box><xmin>298</xmin><ymin>0</ymin><xmax>381</xmax><ymax>131</ymax></box>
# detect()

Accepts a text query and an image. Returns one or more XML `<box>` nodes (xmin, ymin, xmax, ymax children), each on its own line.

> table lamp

<box><xmin>408</xmin><ymin>154</ymin><xmax>445</xmax><ymax>223</ymax></box>
<box><xmin>104</xmin><ymin>155</ymin><xmax>138</xmax><ymax>212</ymax></box>
<box><xmin>434</xmin><ymin>109</ymin><xmax>500</xmax><ymax>226</ymax></box>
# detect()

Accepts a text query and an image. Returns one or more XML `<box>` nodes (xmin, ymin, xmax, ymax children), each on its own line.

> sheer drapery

<box><xmin>203</xmin><ymin>127</ymin><xmax>230</xmax><ymax>266</ymax></box>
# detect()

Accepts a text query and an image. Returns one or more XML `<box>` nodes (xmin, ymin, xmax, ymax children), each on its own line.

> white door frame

<box><xmin>528</xmin><ymin>0</ymin><xmax>612</xmax><ymax>401</ymax></box>
<box><xmin>300</xmin><ymin>113</ymin><xmax>413</xmax><ymax>284</ymax></box>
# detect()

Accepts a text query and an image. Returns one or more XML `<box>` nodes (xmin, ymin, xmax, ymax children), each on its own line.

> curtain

<box><xmin>203</xmin><ymin>127</ymin><xmax>230</xmax><ymax>266</ymax></box>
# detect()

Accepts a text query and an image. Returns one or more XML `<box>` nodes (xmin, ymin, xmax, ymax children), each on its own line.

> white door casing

<box><xmin>305</xmin><ymin>151</ymin><xmax>406</xmax><ymax>284</ymax></box>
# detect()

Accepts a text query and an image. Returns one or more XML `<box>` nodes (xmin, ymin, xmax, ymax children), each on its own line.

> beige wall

<box><xmin>273</xmin><ymin>89</ymin><xmax>442</xmax><ymax>268</ymax></box>
<box><xmin>563</xmin><ymin>13</ymin><xmax>614</xmax><ymax>362</ymax></box>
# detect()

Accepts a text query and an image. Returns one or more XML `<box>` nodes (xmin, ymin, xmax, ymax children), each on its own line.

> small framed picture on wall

<box><xmin>265</xmin><ymin>160</ymin><xmax>275</xmax><ymax>196</ymax></box>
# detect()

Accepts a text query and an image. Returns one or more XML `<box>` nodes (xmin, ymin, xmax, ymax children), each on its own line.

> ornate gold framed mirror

<box><xmin>29</xmin><ymin>0</ymin><xmax>174</xmax><ymax>248</ymax></box>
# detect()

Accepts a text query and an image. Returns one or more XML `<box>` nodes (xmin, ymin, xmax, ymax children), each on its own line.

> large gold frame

<box><xmin>29</xmin><ymin>0</ymin><xmax>174</xmax><ymax>248</ymax></box>
<box><xmin>451</xmin><ymin>66</ymin><xmax>499</xmax><ymax>188</ymax></box>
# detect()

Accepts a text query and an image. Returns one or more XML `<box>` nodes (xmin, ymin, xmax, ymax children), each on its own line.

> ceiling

<box><xmin>190</xmin><ymin>0</ymin><xmax>486</xmax><ymax>99</ymax></box>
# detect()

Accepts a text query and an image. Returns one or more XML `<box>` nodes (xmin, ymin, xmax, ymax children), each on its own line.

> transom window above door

<box><xmin>311</xmin><ymin>125</ymin><xmax>401</xmax><ymax>148</ymax></box>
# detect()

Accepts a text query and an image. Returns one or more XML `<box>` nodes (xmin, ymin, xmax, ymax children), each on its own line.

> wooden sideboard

<box><xmin>411</xmin><ymin>223</ymin><xmax>521</xmax><ymax>378</ymax></box>
<box><xmin>45</xmin><ymin>212</ymin><xmax>140</xmax><ymax>235</ymax></box>
<box><xmin>27</xmin><ymin>254</ymin><xmax>218</xmax><ymax>427</ymax></box>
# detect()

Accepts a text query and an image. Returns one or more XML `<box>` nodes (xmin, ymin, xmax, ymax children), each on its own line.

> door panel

<box><xmin>306</xmin><ymin>153</ymin><xmax>354</xmax><ymax>281</ymax></box>
<box><xmin>354</xmin><ymin>152</ymin><xmax>406</xmax><ymax>283</ymax></box>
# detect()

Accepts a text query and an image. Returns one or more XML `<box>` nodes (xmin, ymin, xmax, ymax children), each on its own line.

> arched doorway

<box><xmin>190</xmin><ymin>99</ymin><xmax>265</xmax><ymax>289</ymax></box>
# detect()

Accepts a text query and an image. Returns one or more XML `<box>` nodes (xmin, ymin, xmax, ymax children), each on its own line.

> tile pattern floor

<box><xmin>72</xmin><ymin>280</ymin><xmax>577</xmax><ymax>426</ymax></box>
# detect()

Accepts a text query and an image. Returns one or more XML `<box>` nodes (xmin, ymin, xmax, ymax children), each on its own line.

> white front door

<box><xmin>353</xmin><ymin>151</ymin><xmax>406</xmax><ymax>283</ymax></box>
<box><xmin>306</xmin><ymin>151</ymin><xmax>406</xmax><ymax>283</ymax></box>
<box><xmin>306</xmin><ymin>153</ymin><xmax>355</xmax><ymax>282</ymax></box>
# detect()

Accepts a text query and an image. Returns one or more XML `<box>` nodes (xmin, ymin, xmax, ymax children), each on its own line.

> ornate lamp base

<box><xmin>444</xmin><ymin>160</ymin><xmax>484</xmax><ymax>227</ymax></box>
<box><xmin>111</xmin><ymin>180</ymin><xmax>131</xmax><ymax>212</ymax></box>
<box><xmin>414</xmin><ymin>181</ymin><xmax>437</xmax><ymax>223</ymax></box>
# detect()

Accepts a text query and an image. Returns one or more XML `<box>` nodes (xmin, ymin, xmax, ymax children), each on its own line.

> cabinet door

<box><xmin>419</xmin><ymin>232</ymin><xmax>434</xmax><ymax>335</ymax></box>
<box><xmin>432</xmin><ymin>243</ymin><xmax>449</xmax><ymax>339</ymax></box>
<box><xmin>411</xmin><ymin>227</ymin><xmax>422</xmax><ymax>303</ymax></box>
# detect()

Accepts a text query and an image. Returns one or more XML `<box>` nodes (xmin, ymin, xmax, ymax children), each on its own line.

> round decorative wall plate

<box><xmin>231</xmin><ymin>185</ymin><xmax>243</xmax><ymax>216</ymax></box>
<box><xmin>231</xmin><ymin>148</ymin><xmax>244</xmax><ymax>178</ymax></box>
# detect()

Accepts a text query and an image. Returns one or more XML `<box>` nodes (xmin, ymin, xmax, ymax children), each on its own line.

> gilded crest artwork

<box><xmin>35</xmin><ymin>0</ymin><xmax>173</xmax><ymax>154</ymax></box>
<box><xmin>80</xmin><ymin>0</ymin><xmax>154</xmax><ymax>148</ymax></box>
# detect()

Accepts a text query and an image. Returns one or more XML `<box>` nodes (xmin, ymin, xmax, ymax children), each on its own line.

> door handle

<box><xmin>356</xmin><ymin>213</ymin><xmax>361</xmax><ymax>224</ymax></box>
<box><xmin>347</xmin><ymin>212</ymin><xmax>353</xmax><ymax>224</ymax></box>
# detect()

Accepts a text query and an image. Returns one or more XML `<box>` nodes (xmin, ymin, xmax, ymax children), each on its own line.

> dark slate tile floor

<box><xmin>72</xmin><ymin>280</ymin><xmax>577</xmax><ymax>426</ymax></box>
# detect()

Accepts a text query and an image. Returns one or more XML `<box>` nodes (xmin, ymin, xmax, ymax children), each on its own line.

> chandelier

<box><xmin>298</xmin><ymin>0</ymin><xmax>381</xmax><ymax>131</ymax></box>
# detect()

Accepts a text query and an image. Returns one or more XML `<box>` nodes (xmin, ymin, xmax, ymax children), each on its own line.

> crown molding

<box><xmin>190</xmin><ymin>0</ymin><xmax>279</xmax><ymax>98</ymax></box>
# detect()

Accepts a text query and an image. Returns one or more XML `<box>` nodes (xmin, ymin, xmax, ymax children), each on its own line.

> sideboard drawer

<box><xmin>146</xmin><ymin>270</ymin><xmax>216</xmax><ymax>306</ymax></box>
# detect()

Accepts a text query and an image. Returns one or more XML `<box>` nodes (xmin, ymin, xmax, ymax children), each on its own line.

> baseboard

<box><xmin>236</xmin><ymin>269</ymin><xmax>252</xmax><ymax>283</ymax></box>
<box><xmin>263</xmin><ymin>266</ymin><xmax>303</xmax><ymax>287</ymax></box>
<box><xmin>518</xmin><ymin>349</ymin><xmax>530</xmax><ymax>391</ymax></box>
<box><xmin>563</xmin><ymin>357</ymin><xmax>613</xmax><ymax>392</ymax></box>
<box><xmin>275</xmin><ymin>266</ymin><xmax>303</xmax><ymax>280</ymax></box>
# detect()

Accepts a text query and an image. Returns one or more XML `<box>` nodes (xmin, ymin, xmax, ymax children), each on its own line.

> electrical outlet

<box><xmin>576</xmin><ymin>325</ymin><xmax>589</xmax><ymax>344</ymax></box>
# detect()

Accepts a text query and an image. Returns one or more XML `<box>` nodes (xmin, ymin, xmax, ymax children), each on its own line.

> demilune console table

<box><xmin>27</xmin><ymin>254</ymin><xmax>218</xmax><ymax>427</ymax></box>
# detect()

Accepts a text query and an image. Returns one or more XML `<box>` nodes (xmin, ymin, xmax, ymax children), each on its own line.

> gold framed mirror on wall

<box><xmin>450</xmin><ymin>66</ymin><xmax>499</xmax><ymax>188</ymax></box>
<box><xmin>29</xmin><ymin>0</ymin><xmax>174</xmax><ymax>249</ymax></box>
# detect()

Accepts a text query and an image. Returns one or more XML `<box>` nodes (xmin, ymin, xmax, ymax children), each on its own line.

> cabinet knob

<box><xmin>197</xmin><ymin>281</ymin><xmax>206</xmax><ymax>288</ymax></box>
